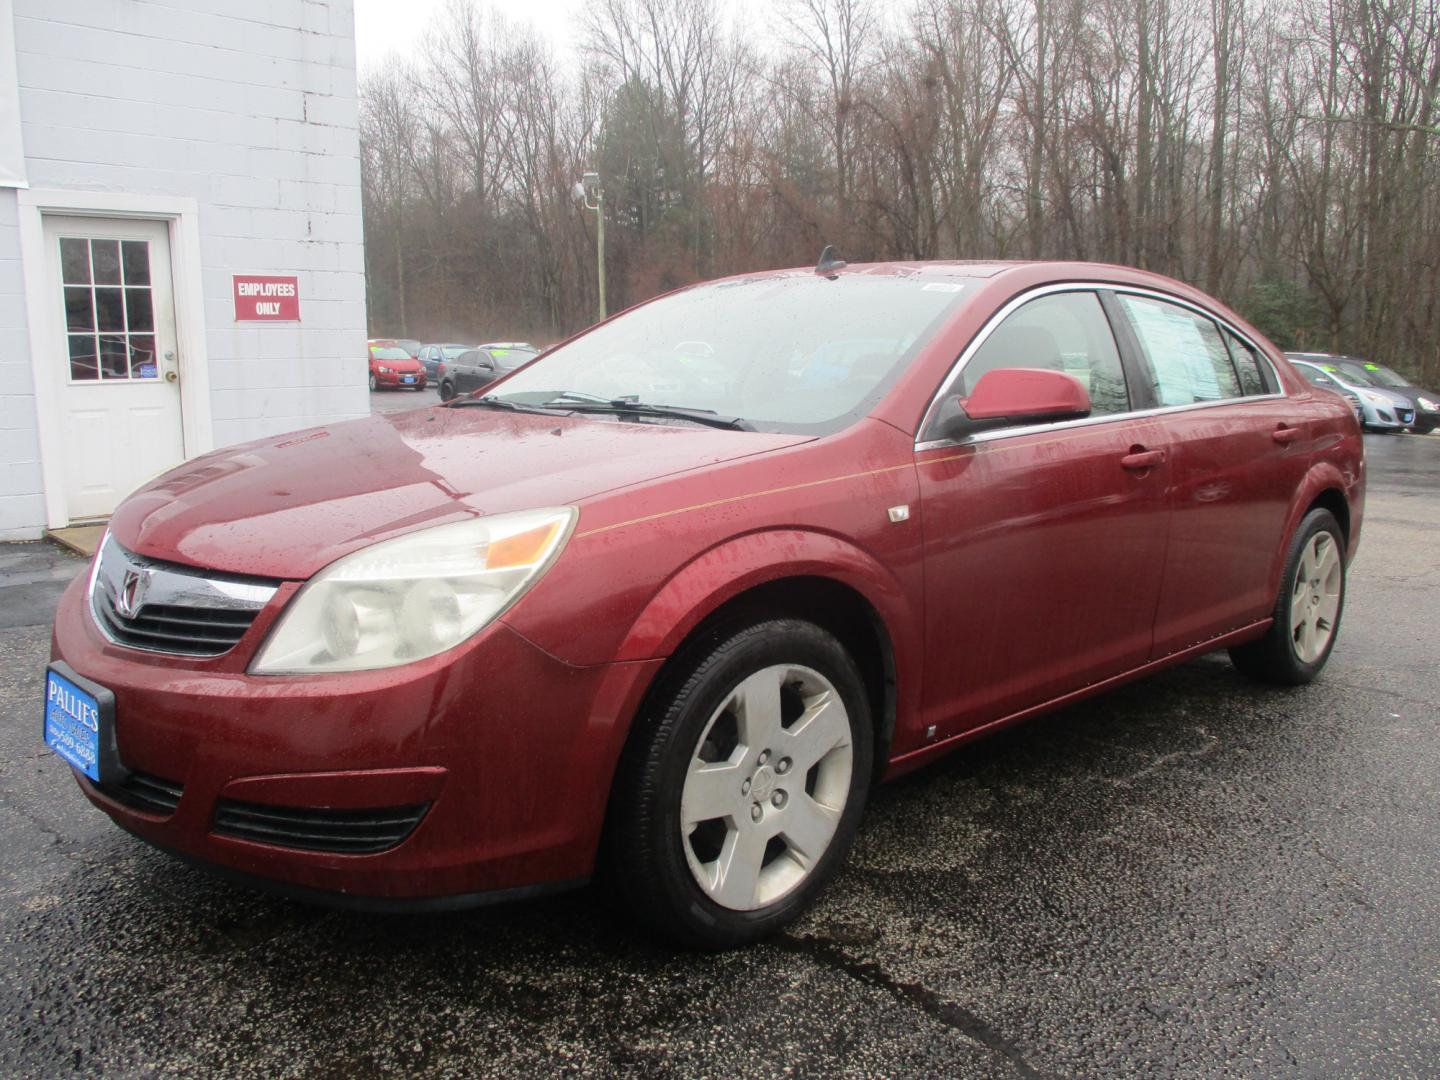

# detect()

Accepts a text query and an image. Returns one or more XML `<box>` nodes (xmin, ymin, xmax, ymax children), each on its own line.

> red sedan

<box><xmin>368</xmin><ymin>344</ymin><xmax>426</xmax><ymax>391</ymax></box>
<box><xmin>45</xmin><ymin>261</ymin><xmax>1362</xmax><ymax>947</ymax></box>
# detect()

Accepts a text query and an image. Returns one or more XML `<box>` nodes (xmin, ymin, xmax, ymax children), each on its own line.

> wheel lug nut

<box><xmin>776</xmin><ymin>757</ymin><xmax>791</xmax><ymax>774</ymax></box>
<box><xmin>772</xmin><ymin>791</ymin><xmax>786</xmax><ymax>808</ymax></box>
<box><xmin>751</xmin><ymin>803</ymin><xmax>763</xmax><ymax>822</ymax></box>
<box><xmin>741</xmin><ymin>779</ymin><xmax>751</xmax><ymax>795</ymax></box>
<box><xmin>758</xmin><ymin>750</ymin><xmax>770</xmax><ymax>765</ymax></box>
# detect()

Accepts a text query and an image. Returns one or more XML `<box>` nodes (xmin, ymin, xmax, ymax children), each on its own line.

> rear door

<box><xmin>1108</xmin><ymin>292</ymin><xmax>1309</xmax><ymax>656</ymax></box>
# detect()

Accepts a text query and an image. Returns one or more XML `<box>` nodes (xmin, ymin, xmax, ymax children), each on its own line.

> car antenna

<box><xmin>815</xmin><ymin>245</ymin><xmax>847</xmax><ymax>279</ymax></box>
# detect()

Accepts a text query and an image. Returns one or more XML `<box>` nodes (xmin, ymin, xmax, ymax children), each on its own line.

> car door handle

<box><xmin>1121</xmin><ymin>449</ymin><xmax>1166</xmax><ymax>471</ymax></box>
<box><xmin>1272</xmin><ymin>425</ymin><xmax>1301</xmax><ymax>445</ymax></box>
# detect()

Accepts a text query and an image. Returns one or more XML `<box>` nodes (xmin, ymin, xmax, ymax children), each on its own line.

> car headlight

<box><xmin>251</xmin><ymin>508</ymin><xmax>576</xmax><ymax>674</ymax></box>
<box><xmin>1419</xmin><ymin>396</ymin><xmax>1437</xmax><ymax>410</ymax></box>
<box><xmin>1360</xmin><ymin>390</ymin><xmax>1386</xmax><ymax>404</ymax></box>
<box><xmin>377</xmin><ymin>365</ymin><xmax>393</xmax><ymax>374</ymax></box>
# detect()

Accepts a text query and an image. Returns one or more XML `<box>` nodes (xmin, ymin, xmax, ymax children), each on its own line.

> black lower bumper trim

<box><xmin>114</xmin><ymin>819</ymin><xmax>588</xmax><ymax>914</ymax></box>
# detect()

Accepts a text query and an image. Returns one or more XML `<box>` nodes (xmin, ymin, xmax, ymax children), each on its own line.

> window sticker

<box><xmin>1123</xmin><ymin>300</ymin><xmax>1220</xmax><ymax>404</ymax></box>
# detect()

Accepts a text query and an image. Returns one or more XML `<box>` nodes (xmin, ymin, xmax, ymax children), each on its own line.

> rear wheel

<box><xmin>438</xmin><ymin>380</ymin><xmax>456</xmax><ymax>401</ymax></box>
<box><xmin>1230</xmin><ymin>508</ymin><xmax>1346</xmax><ymax>685</ymax></box>
<box><xmin>605</xmin><ymin>619</ymin><xmax>873</xmax><ymax>948</ymax></box>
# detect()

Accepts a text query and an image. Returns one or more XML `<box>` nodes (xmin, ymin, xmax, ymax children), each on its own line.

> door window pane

<box><xmin>99</xmin><ymin>335</ymin><xmax>130</xmax><ymax>379</ymax></box>
<box><xmin>60</xmin><ymin>238</ymin><xmax>90</xmax><ymax>284</ymax></box>
<box><xmin>1116</xmin><ymin>295</ymin><xmax>1242</xmax><ymax>405</ymax></box>
<box><xmin>128</xmin><ymin>335</ymin><xmax>158</xmax><ymax>377</ymax></box>
<box><xmin>94</xmin><ymin>287</ymin><xmax>126</xmax><ymax>332</ymax></box>
<box><xmin>959</xmin><ymin>291</ymin><xmax>1130</xmax><ymax>415</ymax></box>
<box><xmin>1226</xmin><ymin>331</ymin><xmax>1273</xmax><ymax>395</ymax></box>
<box><xmin>68</xmin><ymin>335</ymin><xmax>98</xmax><ymax>380</ymax></box>
<box><xmin>125</xmin><ymin>288</ymin><xmax>154</xmax><ymax>332</ymax></box>
<box><xmin>121</xmin><ymin>240</ymin><xmax>150</xmax><ymax>285</ymax></box>
<box><xmin>65</xmin><ymin>287</ymin><xmax>94</xmax><ymax>332</ymax></box>
<box><xmin>91</xmin><ymin>240</ymin><xmax>121</xmax><ymax>284</ymax></box>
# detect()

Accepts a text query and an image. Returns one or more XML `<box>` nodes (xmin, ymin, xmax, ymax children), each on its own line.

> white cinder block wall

<box><xmin>0</xmin><ymin>0</ymin><xmax>367</xmax><ymax>540</ymax></box>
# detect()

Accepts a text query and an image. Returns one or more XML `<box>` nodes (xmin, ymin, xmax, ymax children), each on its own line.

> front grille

<box><xmin>94</xmin><ymin>597</ymin><xmax>258</xmax><ymax>657</ymax></box>
<box><xmin>89</xmin><ymin>536</ymin><xmax>278</xmax><ymax>658</ymax></box>
<box><xmin>212</xmin><ymin>799</ymin><xmax>430</xmax><ymax>854</ymax></box>
<box><xmin>98</xmin><ymin>770</ymin><xmax>184</xmax><ymax>816</ymax></box>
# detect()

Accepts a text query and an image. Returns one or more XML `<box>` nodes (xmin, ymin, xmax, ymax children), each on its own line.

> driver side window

<box><xmin>959</xmin><ymin>291</ymin><xmax>1131</xmax><ymax>415</ymax></box>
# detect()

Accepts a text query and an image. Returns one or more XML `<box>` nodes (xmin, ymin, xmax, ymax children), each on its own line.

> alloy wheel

<box><xmin>679</xmin><ymin>664</ymin><xmax>853</xmax><ymax>911</ymax></box>
<box><xmin>1290</xmin><ymin>530</ymin><xmax>1342</xmax><ymax>663</ymax></box>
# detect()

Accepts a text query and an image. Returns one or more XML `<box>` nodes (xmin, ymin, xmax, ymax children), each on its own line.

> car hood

<box><xmin>110</xmin><ymin>407</ymin><xmax>810</xmax><ymax>580</ymax></box>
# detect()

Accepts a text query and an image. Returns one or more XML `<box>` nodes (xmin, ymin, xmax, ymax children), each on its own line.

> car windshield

<box><xmin>1299</xmin><ymin>367</ymin><xmax>1334</xmax><ymax>387</ymax></box>
<box><xmin>1359</xmin><ymin>361</ymin><xmax>1408</xmax><ymax>387</ymax></box>
<box><xmin>371</xmin><ymin>347</ymin><xmax>411</xmax><ymax>361</ymax></box>
<box><xmin>1323</xmin><ymin>362</ymin><xmax>1377</xmax><ymax>387</ymax></box>
<box><xmin>487</xmin><ymin>274</ymin><xmax>972</xmax><ymax>434</ymax></box>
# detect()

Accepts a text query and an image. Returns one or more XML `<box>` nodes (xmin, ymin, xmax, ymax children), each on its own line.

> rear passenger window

<box><xmin>1225</xmin><ymin>331</ymin><xmax>1274</xmax><ymax>395</ymax></box>
<box><xmin>960</xmin><ymin>291</ymin><xmax>1130</xmax><ymax>415</ymax></box>
<box><xmin>1116</xmin><ymin>295</ymin><xmax>1241</xmax><ymax>406</ymax></box>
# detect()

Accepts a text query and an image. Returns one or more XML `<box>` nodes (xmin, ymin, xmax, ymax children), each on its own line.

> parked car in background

<box><xmin>1286</xmin><ymin>353</ymin><xmax>1414</xmax><ymax>432</ymax></box>
<box><xmin>1290</xmin><ymin>360</ymin><xmax>1364</xmax><ymax>422</ymax></box>
<box><xmin>437</xmin><ymin>343</ymin><xmax>539</xmax><ymax>401</ymax></box>
<box><xmin>418</xmin><ymin>344</ymin><xmax>473</xmax><ymax>381</ymax></box>
<box><xmin>46</xmin><ymin>261</ymin><xmax>1362</xmax><ymax>948</ymax></box>
<box><xmin>367</xmin><ymin>343</ymin><xmax>426</xmax><ymax>391</ymax></box>
<box><xmin>1347</xmin><ymin>359</ymin><xmax>1440</xmax><ymax>433</ymax></box>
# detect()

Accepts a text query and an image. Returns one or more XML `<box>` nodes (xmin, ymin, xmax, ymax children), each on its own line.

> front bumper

<box><xmin>1361</xmin><ymin>402</ymin><xmax>1406</xmax><ymax>429</ymax></box>
<box><xmin>50</xmin><ymin>574</ymin><xmax>661</xmax><ymax>904</ymax></box>
<box><xmin>374</xmin><ymin>372</ymin><xmax>426</xmax><ymax>389</ymax></box>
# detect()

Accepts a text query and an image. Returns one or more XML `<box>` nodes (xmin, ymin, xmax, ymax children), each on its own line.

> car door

<box><xmin>471</xmin><ymin>350</ymin><xmax>499</xmax><ymax>391</ymax></box>
<box><xmin>914</xmin><ymin>289</ymin><xmax>1172</xmax><ymax>741</ymax></box>
<box><xmin>1107</xmin><ymin>292</ymin><xmax>1311</xmax><ymax>657</ymax></box>
<box><xmin>449</xmin><ymin>350</ymin><xmax>479</xmax><ymax>394</ymax></box>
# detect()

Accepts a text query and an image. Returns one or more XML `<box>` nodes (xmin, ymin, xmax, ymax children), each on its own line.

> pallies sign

<box><xmin>233</xmin><ymin>275</ymin><xmax>300</xmax><ymax>321</ymax></box>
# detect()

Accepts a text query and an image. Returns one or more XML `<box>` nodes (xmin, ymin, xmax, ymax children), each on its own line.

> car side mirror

<box><xmin>937</xmin><ymin>368</ymin><xmax>1092</xmax><ymax>441</ymax></box>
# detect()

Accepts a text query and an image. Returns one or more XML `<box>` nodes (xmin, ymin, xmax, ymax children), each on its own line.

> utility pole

<box><xmin>576</xmin><ymin>172</ymin><xmax>607</xmax><ymax>322</ymax></box>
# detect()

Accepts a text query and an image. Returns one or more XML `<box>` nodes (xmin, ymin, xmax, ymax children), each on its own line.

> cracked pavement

<box><xmin>2</xmin><ymin>434</ymin><xmax>1437</xmax><ymax>1077</ymax></box>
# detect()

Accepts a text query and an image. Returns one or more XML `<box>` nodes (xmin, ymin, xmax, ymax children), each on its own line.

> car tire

<box><xmin>368</xmin><ymin>373</ymin><xmax>378</xmax><ymax>392</ymax></box>
<box><xmin>604</xmin><ymin>618</ymin><xmax>873</xmax><ymax>949</ymax></box>
<box><xmin>438</xmin><ymin>381</ymin><xmax>455</xmax><ymax>402</ymax></box>
<box><xmin>1229</xmin><ymin>508</ymin><xmax>1346</xmax><ymax>685</ymax></box>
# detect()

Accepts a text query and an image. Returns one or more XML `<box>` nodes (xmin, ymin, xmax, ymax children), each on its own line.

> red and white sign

<box><xmin>233</xmin><ymin>275</ymin><xmax>300</xmax><ymax>321</ymax></box>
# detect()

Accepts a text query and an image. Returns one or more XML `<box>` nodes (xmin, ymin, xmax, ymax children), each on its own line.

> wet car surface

<box><xmin>2</xmin><ymin>433</ymin><xmax>1436</xmax><ymax>1076</ymax></box>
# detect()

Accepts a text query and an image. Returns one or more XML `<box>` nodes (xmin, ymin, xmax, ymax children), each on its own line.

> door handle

<box><xmin>1121</xmin><ymin>449</ymin><xmax>1166</xmax><ymax>471</ymax></box>
<box><xmin>1272</xmin><ymin>425</ymin><xmax>1300</xmax><ymax>445</ymax></box>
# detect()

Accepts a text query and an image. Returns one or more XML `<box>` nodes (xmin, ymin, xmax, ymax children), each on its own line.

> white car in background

<box><xmin>1286</xmin><ymin>353</ymin><xmax>1415</xmax><ymax>432</ymax></box>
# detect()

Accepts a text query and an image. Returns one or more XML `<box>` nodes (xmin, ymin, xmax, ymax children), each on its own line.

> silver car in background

<box><xmin>1286</xmin><ymin>353</ymin><xmax>1415</xmax><ymax>432</ymax></box>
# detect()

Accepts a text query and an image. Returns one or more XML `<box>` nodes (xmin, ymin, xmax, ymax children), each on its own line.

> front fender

<box><xmin>613</xmin><ymin>528</ymin><xmax>918</xmax><ymax>665</ymax></box>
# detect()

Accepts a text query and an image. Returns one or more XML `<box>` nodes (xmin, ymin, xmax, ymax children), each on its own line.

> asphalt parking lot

<box><xmin>1</xmin><ymin>433</ymin><xmax>1437</xmax><ymax>1077</ymax></box>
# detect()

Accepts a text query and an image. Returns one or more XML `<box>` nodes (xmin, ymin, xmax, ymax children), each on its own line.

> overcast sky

<box><xmin>352</xmin><ymin>0</ymin><xmax>773</xmax><ymax>72</ymax></box>
<box><xmin>353</xmin><ymin>0</ymin><xmax>582</xmax><ymax>69</ymax></box>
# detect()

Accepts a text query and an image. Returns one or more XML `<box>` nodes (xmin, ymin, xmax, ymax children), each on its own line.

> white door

<box><xmin>43</xmin><ymin>216</ymin><xmax>185</xmax><ymax>522</ymax></box>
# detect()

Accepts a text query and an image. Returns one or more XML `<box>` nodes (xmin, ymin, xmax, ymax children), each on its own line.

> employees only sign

<box><xmin>233</xmin><ymin>275</ymin><xmax>300</xmax><ymax>321</ymax></box>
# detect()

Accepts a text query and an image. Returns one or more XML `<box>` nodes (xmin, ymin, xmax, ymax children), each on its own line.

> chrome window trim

<box><xmin>914</xmin><ymin>280</ymin><xmax>1289</xmax><ymax>451</ymax></box>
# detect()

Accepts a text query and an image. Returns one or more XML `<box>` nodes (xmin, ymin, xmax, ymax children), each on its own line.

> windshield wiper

<box><xmin>538</xmin><ymin>398</ymin><xmax>753</xmax><ymax>431</ymax></box>
<box><xmin>443</xmin><ymin>395</ymin><xmax>565</xmax><ymax>415</ymax></box>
